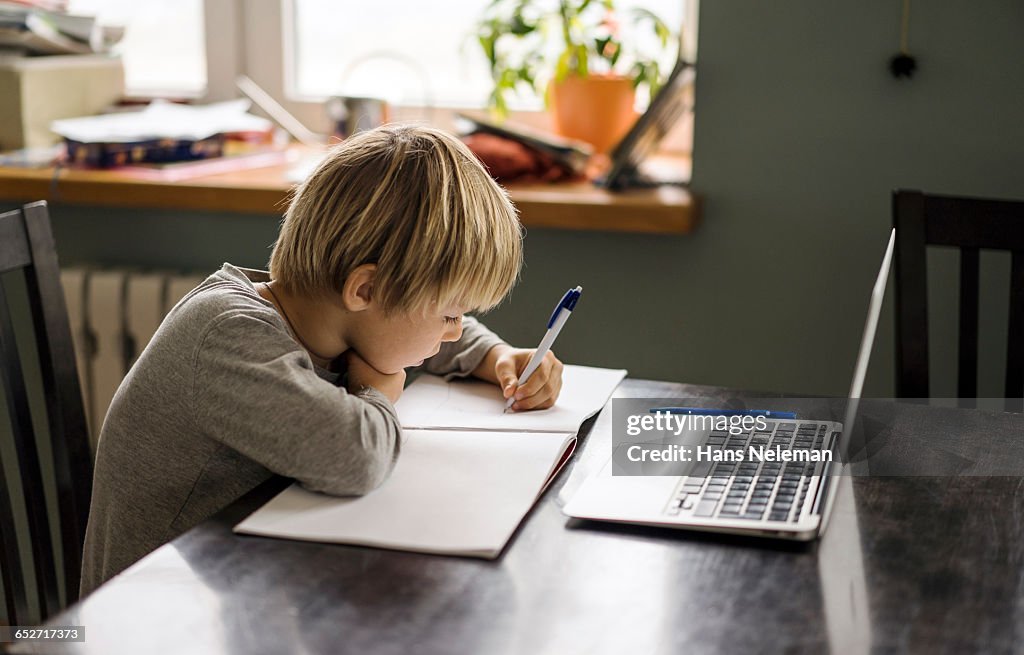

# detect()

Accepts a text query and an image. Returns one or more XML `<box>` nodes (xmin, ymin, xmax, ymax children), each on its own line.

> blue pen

<box><xmin>649</xmin><ymin>407</ymin><xmax>798</xmax><ymax>420</ymax></box>
<box><xmin>504</xmin><ymin>286</ymin><xmax>583</xmax><ymax>412</ymax></box>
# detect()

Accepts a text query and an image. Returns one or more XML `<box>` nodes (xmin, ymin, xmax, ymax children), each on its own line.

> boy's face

<box><xmin>348</xmin><ymin>302</ymin><xmax>466</xmax><ymax>374</ymax></box>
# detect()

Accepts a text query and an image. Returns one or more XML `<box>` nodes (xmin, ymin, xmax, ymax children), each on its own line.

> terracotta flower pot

<box><xmin>548</xmin><ymin>74</ymin><xmax>638</xmax><ymax>154</ymax></box>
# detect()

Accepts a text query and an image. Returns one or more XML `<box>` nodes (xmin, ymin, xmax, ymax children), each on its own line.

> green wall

<box><xmin>682</xmin><ymin>0</ymin><xmax>1024</xmax><ymax>397</ymax></box>
<box><xmin>19</xmin><ymin>0</ymin><xmax>1024</xmax><ymax>398</ymax></box>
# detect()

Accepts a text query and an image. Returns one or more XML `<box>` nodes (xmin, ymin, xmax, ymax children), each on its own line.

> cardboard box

<box><xmin>0</xmin><ymin>54</ymin><xmax>124</xmax><ymax>150</ymax></box>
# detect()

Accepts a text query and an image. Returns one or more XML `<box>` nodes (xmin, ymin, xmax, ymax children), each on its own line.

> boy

<box><xmin>81</xmin><ymin>125</ymin><xmax>564</xmax><ymax>595</ymax></box>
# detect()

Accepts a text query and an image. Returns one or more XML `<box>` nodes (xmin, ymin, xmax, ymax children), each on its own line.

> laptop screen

<box><xmin>837</xmin><ymin>228</ymin><xmax>896</xmax><ymax>464</ymax></box>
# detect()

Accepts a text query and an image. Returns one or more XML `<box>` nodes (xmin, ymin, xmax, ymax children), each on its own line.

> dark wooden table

<box><xmin>12</xmin><ymin>379</ymin><xmax>1024</xmax><ymax>654</ymax></box>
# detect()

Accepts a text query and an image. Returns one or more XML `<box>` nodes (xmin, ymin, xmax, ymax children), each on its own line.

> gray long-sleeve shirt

<box><xmin>80</xmin><ymin>263</ymin><xmax>504</xmax><ymax>596</ymax></box>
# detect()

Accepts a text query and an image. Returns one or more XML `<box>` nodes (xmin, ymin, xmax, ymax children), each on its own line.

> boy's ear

<box><xmin>342</xmin><ymin>264</ymin><xmax>376</xmax><ymax>311</ymax></box>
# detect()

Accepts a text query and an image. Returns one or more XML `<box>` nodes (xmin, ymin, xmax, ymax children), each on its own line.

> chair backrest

<box><xmin>893</xmin><ymin>189</ymin><xmax>1024</xmax><ymax>411</ymax></box>
<box><xmin>0</xmin><ymin>201</ymin><xmax>92</xmax><ymax>624</ymax></box>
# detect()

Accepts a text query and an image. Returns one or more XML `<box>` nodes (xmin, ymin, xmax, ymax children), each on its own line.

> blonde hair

<box><xmin>269</xmin><ymin>125</ymin><xmax>523</xmax><ymax>315</ymax></box>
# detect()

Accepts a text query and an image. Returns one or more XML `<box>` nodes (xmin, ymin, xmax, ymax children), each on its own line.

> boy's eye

<box><xmin>444</xmin><ymin>315</ymin><xmax>461</xmax><ymax>325</ymax></box>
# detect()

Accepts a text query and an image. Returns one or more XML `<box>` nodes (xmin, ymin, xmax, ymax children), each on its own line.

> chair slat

<box><xmin>22</xmin><ymin>202</ymin><xmax>93</xmax><ymax>596</ymax></box>
<box><xmin>0</xmin><ymin>282</ymin><xmax>61</xmax><ymax>622</ymax></box>
<box><xmin>1006</xmin><ymin>251</ymin><xmax>1024</xmax><ymax>412</ymax></box>
<box><xmin>958</xmin><ymin>248</ymin><xmax>980</xmax><ymax>402</ymax></box>
<box><xmin>0</xmin><ymin>425</ymin><xmax>31</xmax><ymax>625</ymax></box>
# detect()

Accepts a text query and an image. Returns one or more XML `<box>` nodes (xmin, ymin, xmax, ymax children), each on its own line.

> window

<box><xmin>290</xmin><ymin>0</ymin><xmax>688</xmax><ymax>111</ymax></box>
<box><xmin>61</xmin><ymin>1</ymin><xmax>696</xmax><ymax>152</ymax></box>
<box><xmin>68</xmin><ymin>0</ymin><xmax>207</xmax><ymax>97</ymax></box>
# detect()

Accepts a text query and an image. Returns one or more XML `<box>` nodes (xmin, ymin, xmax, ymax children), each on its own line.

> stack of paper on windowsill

<box><xmin>0</xmin><ymin>1</ymin><xmax>124</xmax><ymax>55</ymax></box>
<box><xmin>234</xmin><ymin>364</ymin><xmax>627</xmax><ymax>558</ymax></box>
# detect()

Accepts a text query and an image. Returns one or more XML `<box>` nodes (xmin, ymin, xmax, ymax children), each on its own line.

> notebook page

<box><xmin>396</xmin><ymin>364</ymin><xmax>626</xmax><ymax>433</ymax></box>
<box><xmin>235</xmin><ymin>429</ymin><xmax>575</xmax><ymax>557</ymax></box>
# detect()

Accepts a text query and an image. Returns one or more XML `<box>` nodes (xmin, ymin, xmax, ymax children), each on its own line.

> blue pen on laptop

<box><xmin>504</xmin><ymin>286</ymin><xmax>583</xmax><ymax>413</ymax></box>
<box><xmin>649</xmin><ymin>408</ymin><xmax>798</xmax><ymax>419</ymax></box>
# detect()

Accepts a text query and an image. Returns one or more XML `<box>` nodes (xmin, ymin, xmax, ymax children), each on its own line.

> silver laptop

<box><xmin>563</xmin><ymin>229</ymin><xmax>896</xmax><ymax>540</ymax></box>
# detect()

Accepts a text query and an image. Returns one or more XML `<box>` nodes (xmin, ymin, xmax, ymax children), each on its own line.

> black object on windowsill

<box><xmin>597</xmin><ymin>58</ymin><xmax>694</xmax><ymax>192</ymax></box>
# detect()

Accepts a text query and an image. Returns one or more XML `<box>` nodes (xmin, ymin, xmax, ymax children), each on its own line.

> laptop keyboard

<box><xmin>665</xmin><ymin>421</ymin><xmax>835</xmax><ymax>523</ymax></box>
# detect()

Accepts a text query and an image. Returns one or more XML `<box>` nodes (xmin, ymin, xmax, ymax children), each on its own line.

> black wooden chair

<box><xmin>893</xmin><ymin>190</ymin><xmax>1024</xmax><ymax>411</ymax></box>
<box><xmin>0</xmin><ymin>201</ymin><xmax>93</xmax><ymax>625</ymax></box>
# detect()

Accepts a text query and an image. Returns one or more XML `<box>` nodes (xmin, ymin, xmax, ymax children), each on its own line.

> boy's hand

<box><xmin>478</xmin><ymin>345</ymin><xmax>564</xmax><ymax>411</ymax></box>
<box><xmin>346</xmin><ymin>350</ymin><xmax>406</xmax><ymax>404</ymax></box>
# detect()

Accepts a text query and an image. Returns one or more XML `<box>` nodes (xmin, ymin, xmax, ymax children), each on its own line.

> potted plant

<box><xmin>475</xmin><ymin>0</ymin><xmax>676</xmax><ymax>153</ymax></box>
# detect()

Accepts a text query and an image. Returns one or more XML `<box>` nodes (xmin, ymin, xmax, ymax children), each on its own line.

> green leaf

<box><xmin>478</xmin><ymin>35</ymin><xmax>497</xmax><ymax>68</ymax></box>
<box><xmin>630</xmin><ymin>63</ymin><xmax>642</xmax><ymax>89</ymax></box>
<box><xmin>567</xmin><ymin>14</ymin><xmax>583</xmax><ymax>46</ymax></box>
<box><xmin>629</xmin><ymin>7</ymin><xmax>672</xmax><ymax>48</ymax></box>
<box><xmin>609</xmin><ymin>42</ymin><xmax>621</xmax><ymax>67</ymax></box>
<box><xmin>499</xmin><ymin>67</ymin><xmax>519</xmax><ymax>87</ymax></box>
<box><xmin>492</xmin><ymin>90</ymin><xmax>509</xmax><ymax>121</ymax></box>
<box><xmin>555</xmin><ymin>47</ymin><xmax>572</xmax><ymax>81</ymax></box>
<box><xmin>575</xmin><ymin>43</ymin><xmax>588</xmax><ymax>75</ymax></box>
<box><xmin>655</xmin><ymin>21</ymin><xmax>670</xmax><ymax>48</ymax></box>
<box><xmin>518</xmin><ymin>65</ymin><xmax>535</xmax><ymax>88</ymax></box>
<box><xmin>510</xmin><ymin>9</ymin><xmax>536</xmax><ymax>35</ymax></box>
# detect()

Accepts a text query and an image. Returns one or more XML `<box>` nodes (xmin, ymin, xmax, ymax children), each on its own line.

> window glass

<box><xmin>292</xmin><ymin>0</ymin><xmax>684</xmax><ymax>109</ymax></box>
<box><xmin>67</xmin><ymin>0</ymin><xmax>206</xmax><ymax>96</ymax></box>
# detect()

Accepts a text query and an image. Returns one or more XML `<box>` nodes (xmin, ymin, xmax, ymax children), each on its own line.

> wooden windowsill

<box><xmin>0</xmin><ymin>148</ymin><xmax>699</xmax><ymax>235</ymax></box>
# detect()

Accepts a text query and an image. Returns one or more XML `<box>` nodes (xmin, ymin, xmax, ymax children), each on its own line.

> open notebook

<box><xmin>234</xmin><ymin>364</ymin><xmax>627</xmax><ymax>557</ymax></box>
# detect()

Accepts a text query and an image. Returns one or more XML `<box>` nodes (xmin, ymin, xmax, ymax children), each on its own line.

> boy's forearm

<box><xmin>300</xmin><ymin>388</ymin><xmax>402</xmax><ymax>496</ymax></box>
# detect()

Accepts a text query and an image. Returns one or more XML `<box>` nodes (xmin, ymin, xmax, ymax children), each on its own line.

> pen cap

<box><xmin>547</xmin><ymin>286</ymin><xmax>583</xmax><ymax>328</ymax></box>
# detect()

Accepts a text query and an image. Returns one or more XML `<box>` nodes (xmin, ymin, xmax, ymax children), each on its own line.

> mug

<box><xmin>327</xmin><ymin>96</ymin><xmax>389</xmax><ymax>140</ymax></box>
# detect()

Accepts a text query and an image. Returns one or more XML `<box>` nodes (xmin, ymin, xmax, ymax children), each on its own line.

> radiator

<box><xmin>60</xmin><ymin>269</ymin><xmax>206</xmax><ymax>449</ymax></box>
